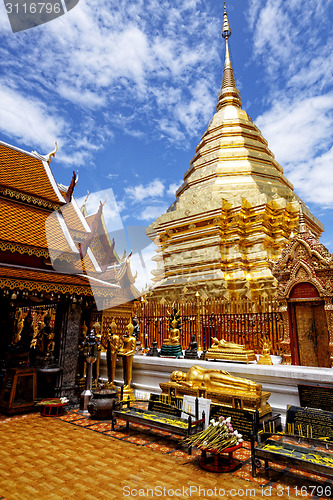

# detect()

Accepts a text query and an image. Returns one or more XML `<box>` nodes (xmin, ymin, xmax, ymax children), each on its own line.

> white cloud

<box><xmin>0</xmin><ymin>84</ymin><xmax>66</xmax><ymax>150</ymax></box>
<box><xmin>256</xmin><ymin>93</ymin><xmax>333</xmax><ymax>165</ymax></box>
<box><xmin>125</xmin><ymin>179</ymin><xmax>165</xmax><ymax>202</ymax></box>
<box><xmin>167</xmin><ymin>181</ymin><xmax>182</xmax><ymax>196</ymax></box>
<box><xmin>286</xmin><ymin>147</ymin><xmax>333</xmax><ymax>207</ymax></box>
<box><xmin>1</xmin><ymin>0</ymin><xmax>220</xmax><ymax>160</ymax></box>
<box><xmin>138</xmin><ymin>205</ymin><xmax>168</xmax><ymax>220</ymax></box>
<box><xmin>248</xmin><ymin>0</ymin><xmax>333</xmax><ymax>211</ymax></box>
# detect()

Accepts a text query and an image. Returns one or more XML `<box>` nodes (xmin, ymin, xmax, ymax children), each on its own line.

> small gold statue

<box><xmin>210</xmin><ymin>337</ymin><xmax>246</xmax><ymax>350</ymax></box>
<box><xmin>105</xmin><ymin>319</ymin><xmax>121</xmax><ymax>389</ymax></box>
<box><xmin>170</xmin><ymin>365</ymin><xmax>259</xmax><ymax>393</ymax></box>
<box><xmin>163</xmin><ymin>318</ymin><xmax>180</xmax><ymax>345</ymax></box>
<box><xmin>45</xmin><ymin>331</ymin><xmax>55</xmax><ymax>364</ymax></box>
<box><xmin>36</xmin><ymin>313</ymin><xmax>52</xmax><ymax>354</ymax></box>
<box><xmin>118</xmin><ymin>319</ymin><xmax>136</xmax><ymax>399</ymax></box>
<box><xmin>257</xmin><ymin>337</ymin><xmax>273</xmax><ymax>365</ymax></box>
<box><xmin>205</xmin><ymin>336</ymin><xmax>256</xmax><ymax>363</ymax></box>
<box><xmin>159</xmin><ymin>308</ymin><xmax>183</xmax><ymax>357</ymax></box>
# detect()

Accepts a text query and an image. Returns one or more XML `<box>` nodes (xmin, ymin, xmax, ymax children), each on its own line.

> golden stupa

<box><xmin>146</xmin><ymin>5</ymin><xmax>323</xmax><ymax>300</ymax></box>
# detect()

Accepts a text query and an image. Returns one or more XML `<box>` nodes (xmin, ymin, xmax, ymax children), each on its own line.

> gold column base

<box><xmin>104</xmin><ymin>381</ymin><xmax>117</xmax><ymax>390</ymax></box>
<box><xmin>118</xmin><ymin>386</ymin><xmax>135</xmax><ymax>401</ymax></box>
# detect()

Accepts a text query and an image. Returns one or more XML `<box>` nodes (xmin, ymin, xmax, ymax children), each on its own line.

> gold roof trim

<box><xmin>0</xmin><ymin>240</ymin><xmax>49</xmax><ymax>258</ymax></box>
<box><xmin>0</xmin><ymin>186</ymin><xmax>61</xmax><ymax>211</ymax></box>
<box><xmin>0</xmin><ymin>276</ymin><xmax>93</xmax><ymax>296</ymax></box>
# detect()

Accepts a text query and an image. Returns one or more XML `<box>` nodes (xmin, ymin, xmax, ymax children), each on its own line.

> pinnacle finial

<box><xmin>222</xmin><ymin>3</ymin><xmax>231</xmax><ymax>40</ymax></box>
<box><xmin>216</xmin><ymin>3</ymin><xmax>242</xmax><ymax>111</ymax></box>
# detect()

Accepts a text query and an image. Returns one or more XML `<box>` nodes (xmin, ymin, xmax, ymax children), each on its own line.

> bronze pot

<box><xmin>87</xmin><ymin>389</ymin><xmax>119</xmax><ymax>420</ymax></box>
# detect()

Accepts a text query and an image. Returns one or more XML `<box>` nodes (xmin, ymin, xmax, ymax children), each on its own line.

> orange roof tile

<box><xmin>0</xmin><ymin>198</ymin><xmax>74</xmax><ymax>254</ymax></box>
<box><xmin>61</xmin><ymin>200</ymin><xmax>89</xmax><ymax>235</ymax></box>
<box><xmin>0</xmin><ymin>142</ymin><xmax>63</xmax><ymax>204</ymax></box>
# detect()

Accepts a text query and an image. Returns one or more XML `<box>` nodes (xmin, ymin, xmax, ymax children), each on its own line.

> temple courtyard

<box><xmin>0</xmin><ymin>408</ymin><xmax>332</xmax><ymax>500</ymax></box>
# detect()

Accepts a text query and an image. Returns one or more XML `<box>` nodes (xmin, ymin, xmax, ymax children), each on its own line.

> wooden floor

<box><xmin>0</xmin><ymin>411</ymin><xmax>332</xmax><ymax>500</ymax></box>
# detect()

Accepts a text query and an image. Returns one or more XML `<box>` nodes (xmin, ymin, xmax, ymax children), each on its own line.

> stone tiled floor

<box><xmin>0</xmin><ymin>409</ymin><xmax>332</xmax><ymax>499</ymax></box>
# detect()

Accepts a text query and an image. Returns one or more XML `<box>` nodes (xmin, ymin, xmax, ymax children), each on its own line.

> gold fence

<box><xmin>99</xmin><ymin>297</ymin><xmax>283</xmax><ymax>355</ymax></box>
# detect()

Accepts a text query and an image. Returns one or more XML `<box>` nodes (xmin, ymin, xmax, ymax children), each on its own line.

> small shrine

<box><xmin>272</xmin><ymin>204</ymin><xmax>333</xmax><ymax>367</ymax></box>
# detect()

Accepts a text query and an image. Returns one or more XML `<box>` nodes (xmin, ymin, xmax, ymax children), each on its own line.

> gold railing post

<box><xmin>195</xmin><ymin>292</ymin><xmax>203</xmax><ymax>351</ymax></box>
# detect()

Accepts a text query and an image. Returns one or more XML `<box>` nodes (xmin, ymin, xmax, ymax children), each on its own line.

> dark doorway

<box><xmin>289</xmin><ymin>283</ymin><xmax>331</xmax><ymax>367</ymax></box>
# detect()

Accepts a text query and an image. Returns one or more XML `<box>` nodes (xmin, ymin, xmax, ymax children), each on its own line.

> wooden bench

<box><xmin>251</xmin><ymin>432</ymin><xmax>333</xmax><ymax>480</ymax></box>
<box><xmin>251</xmin><ymin>407</ymin><xmax>333</xmax><ymax>481</ymax></box>
<box><xmin>112</xmin><ymin>397</ymin><xmax>205</xmax><ymax>454</ymax></box>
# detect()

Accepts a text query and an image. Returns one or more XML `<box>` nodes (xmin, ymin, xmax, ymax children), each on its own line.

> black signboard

<box><xmin>298</xmin><ymin>385</ymin><xmax>333</xmax><ymax>412</ymax></box>
<box><xmin>148</xmin><ymin>394</ymin><xmax>182</xmax><ymax>417</ymax></box>
<box><xmin>286</xmin><ymin>405</ymin><xmax>333</xmax><ymax>442</ymax></box>
<box><xmin>209</xmin><ymin>405</ymin><xmax>254</xmax><ymax>439</ymax></box>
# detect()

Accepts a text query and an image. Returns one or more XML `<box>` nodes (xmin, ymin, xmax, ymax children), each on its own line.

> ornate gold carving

<box><xmin>0</xmin><ymin>186</ymin><xmax>61</xmax><ymax>211</ymax></box>
<box><xmin>0</xmin><ymin>241</ymin><xmax>49</xmax><ymax>258</ymax></box>
<box><xmin>0</xmin><ymin>276</ymin><xmax>117</xmax><ymax>297</ymax></box>
<box><xmin>295</xmin><ymin>267</ymin><xmax>308</xmax><ymax>280</ymax></box>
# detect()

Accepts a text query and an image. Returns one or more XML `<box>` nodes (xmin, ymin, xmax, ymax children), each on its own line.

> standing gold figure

<box><xmin>118</xmin><ymin>319</ymin><xmax>136</xmax><ymax>398</ymax></box>
<box><xmin>105</xmin><ymin>319</ymin><xmax>121</xmax><ymax>389</ymax></box>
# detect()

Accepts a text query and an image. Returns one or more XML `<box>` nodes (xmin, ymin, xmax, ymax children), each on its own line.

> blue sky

<box><xmin>0</xmin><ymin>0</ymin><xmax>333</xmax><ymax>286</ymax></box>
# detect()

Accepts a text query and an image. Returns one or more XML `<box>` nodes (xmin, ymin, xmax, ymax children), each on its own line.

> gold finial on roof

<box><xmin>46</xmin><ymin>141</ymin><xmax>57</xmax><ymax>165</ymax></box>
<box><xmin>217</xmin><ymin>3</ymin><xmax>242</xmax><ymax>111</ymax></box>
<box><xmin>81</xmin><ymin>191</ymin><xmax>90</xmax><ymax>213</ymax></box>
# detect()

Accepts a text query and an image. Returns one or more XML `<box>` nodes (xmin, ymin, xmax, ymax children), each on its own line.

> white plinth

<box><xmin>99</xmin><ymin>353</ymin><xmax>333</xmax><ymax>422</ymax></box>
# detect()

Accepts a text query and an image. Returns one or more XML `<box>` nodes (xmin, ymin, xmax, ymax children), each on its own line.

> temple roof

<box><xmin>0</xmin><ymin>141</ymin><xmax>65</xmax><ymax>205</ymax></box>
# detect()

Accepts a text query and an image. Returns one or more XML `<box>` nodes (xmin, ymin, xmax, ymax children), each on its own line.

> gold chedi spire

<box><xmin>146</xmin><ymin>3</ymin><xmax>324</xmax><ymax>302</ymax></box>
<box><xmin>217</xmin><ymin>3</ymin><xmax>242</xmax><ymax>111</ymax></box>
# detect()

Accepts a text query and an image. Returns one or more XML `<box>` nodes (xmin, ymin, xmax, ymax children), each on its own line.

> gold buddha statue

<box><xmin>170</xmin><ymin>365</ymin><xmax>259</xmax><ymax>394</ymax></box>
<box><xmin>205</xmin><ymin>336</ymin><xmax>256</xmax><ymax>363</ymax></box>
<box><xmin>210</xmin><ymin>337</ymin><xmax>245</xmax><ymax>350</ymax></box>
<box><xmin>163</xmin><ymin>318</ymin><xmax>181</xmax><ymax>346</ymax></box>
<box><xmin>257</xmin><ymin>338</ymin><xmax>273</xmax><ymax>365</ymax></box>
